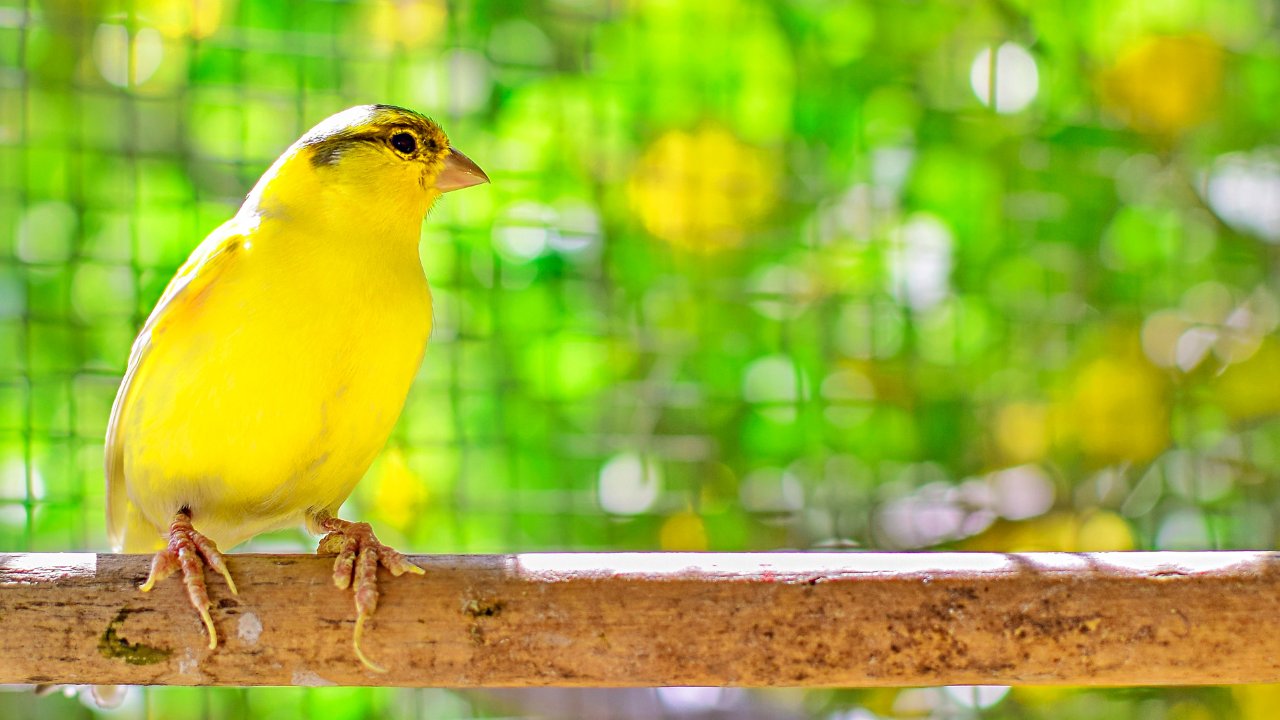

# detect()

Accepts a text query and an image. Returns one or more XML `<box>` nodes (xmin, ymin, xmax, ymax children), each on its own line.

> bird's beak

<box><xmin>435</xmin><ymin>147</ymin><xmax>490</xmax><ymax>193</ymax></box>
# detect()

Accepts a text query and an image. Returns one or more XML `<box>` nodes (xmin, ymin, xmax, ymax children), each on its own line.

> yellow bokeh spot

<box><xmin>995</xmin><ymin>402</ymin><xmax>1049</xmax><ymax>463</ymax></box>
<box><xmin>963</xmin><ymin>510</ymin><xmax>1135</xmax><ymax>553</ymax></box>
<box><xmin>961</xmin><ymin>512</ymin><xmax>1079</xmax><ymax>552</ymax></box>
<box><xmin>1010</xmin><ymin>686</ymin><xmax>1078</xmax><ymax>706</ymax></box>
<box><xmin>1214</xmin><ymin>338</ymin><xmax>1280</xmax><ymax>420</ymax></box>
<box><xmin>1100</xmin><ymin>34</ymin><xmax>1223</xmax><ymax>135</ymax></box>
<box><xmin>1234</xmin><ymin>685</ymin><xmax>1280</xmax><ymax>720</ymax></box>
<box><xmin>1077</xmin><ymin>511</ymin><xmax>1135</xmax><ymax>552</ymax></box>
<box><xmin>137</xmin><ymin>0</ymin><xmax>224</xmax><ymax>39</ymax></box>
<box><xmin>1166</xmin><ymin>700</ymin><xmax>1215</xmax><ymax>720</ymax></box>
<box><xmin>372</xmin><ymin>446</ymin><xmax>429</xmax><ymax>532</ymax></box>
<box><xmin>629</xmin><ymin>128</ymin><xmax>775</xmax><ymax>253</ymax></box>
<box><xmin>858</xmin><ymin>689</ymin><xmax>900</xmax><ymax>716</ymax></box>
<box><xmin>1069</xmin><ymin>355</ymin><xmax>1169</xmax><ymax>463</ymax></box>
<box><xmin>660</xmin><ymin>511</ymin><xmax>708</xmax><ymax>551</ymax></box>
<box><xmin>369</xmin><ymin>0</ymin><xmax>448</xmax><ymax>49</ymax></box>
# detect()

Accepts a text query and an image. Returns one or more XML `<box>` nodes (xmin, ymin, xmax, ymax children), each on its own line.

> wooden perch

<box><xmin>2</xmin><ymin>552</ymin><xmax>1279</xmax><ymax>687</ymax></box>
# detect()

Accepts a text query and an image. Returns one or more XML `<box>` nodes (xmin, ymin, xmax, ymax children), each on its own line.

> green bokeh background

<box><xmin>5</xmin><ymin>0</ymin><xmax>1280</xmax><ymax>717</ymax></box>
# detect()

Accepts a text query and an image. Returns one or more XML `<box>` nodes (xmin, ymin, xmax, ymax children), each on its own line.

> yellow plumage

<box><xmin>104</xmin><ymin>105</ymin><xmax>488</xmax><ymax>666</ymax></box>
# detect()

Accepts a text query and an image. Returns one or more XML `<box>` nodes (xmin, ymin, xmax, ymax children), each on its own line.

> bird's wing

<box><xmin>105</xmin><ymin>222</ymin><xmax>249</xmax><ymax>551</ymax></box>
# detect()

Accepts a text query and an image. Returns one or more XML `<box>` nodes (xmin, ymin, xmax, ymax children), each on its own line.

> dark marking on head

<box><xmin>301</xmin><ymin>104</ymin><xmax>450</xmax><ymax>169</ymax></box>
<box><xmin>307</xmin><ymin>129</ymin><xmax>387</xmax><ymax>168</ymax></box>
<box><xmin>310</xmin><ymin>142</ymin><xmax>348</xmax><ymax>168</ymax></box>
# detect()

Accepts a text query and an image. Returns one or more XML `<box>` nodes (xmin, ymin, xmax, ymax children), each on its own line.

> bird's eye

<box><xmin>390</xmin><ymin>132</ymin><xmax>417</xmax><ymax>154</ymax></box>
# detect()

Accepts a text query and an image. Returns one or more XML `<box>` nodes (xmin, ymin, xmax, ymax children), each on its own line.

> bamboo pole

<box><xmin>1</xmin><ymin>552</ymin><xmax>1277</xmax><ymax>687</ymax></box>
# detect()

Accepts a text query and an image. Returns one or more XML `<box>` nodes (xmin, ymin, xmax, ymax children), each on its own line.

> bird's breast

<box><xmin>123</xmin><ymin>233</ymin><xmax>432</xmax><ymax>544</ymax></box>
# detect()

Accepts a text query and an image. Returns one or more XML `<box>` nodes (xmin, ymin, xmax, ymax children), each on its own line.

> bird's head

<box><xmin>300</xmin><ymin>105</ymin><xmax>488</xmax><ymax>194</ymax></box>
<box><xmin>244</xmin><ymin>104</ymin><xmax>489</xmax><ymax>223</ymax></box>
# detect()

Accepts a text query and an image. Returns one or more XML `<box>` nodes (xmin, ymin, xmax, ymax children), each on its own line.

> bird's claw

<box><xmin>140</xmin><ymin>511</ymin><xmax>236</xmax><ymax>649</ymax></box>
<box><xmin>318</xmin><ymin>519</ymin><xmax>422</xmax><ymax>672</ymax></box>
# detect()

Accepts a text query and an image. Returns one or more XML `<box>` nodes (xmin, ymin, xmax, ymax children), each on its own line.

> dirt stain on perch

<box><xmin>463</xmin><ymin>599</ymin><xmax>504</xmax><ymax>617</ymax></box>
<box><xmin>463</xmin><ymin>598</ymin><xmax>504</xmax><ymax>647</ymax></box>
<box><xmin>98</xmin><ymin>608</ymin><xmax>172</xmax><ymax>666</ymax></box>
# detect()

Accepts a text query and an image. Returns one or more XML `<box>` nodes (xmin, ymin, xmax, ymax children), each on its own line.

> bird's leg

<box><xmin>316</xmin><ymin>516</ymin><xmax>423</xmax><ymax>672</ymax></box>
<box><xmin>139</xmin><ymin>509</ymin><xmax>237</xmax><ymax>649</ymax></box>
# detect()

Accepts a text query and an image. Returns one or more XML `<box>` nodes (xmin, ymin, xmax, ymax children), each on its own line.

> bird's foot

<box><xmin>318</xmin><ymin>518</ymin><xmax>423</xmax><ymax>672</ymax></box>
<box><xmin>139</xmin><ymin>510</ymin><xmax>237</xmax><ymax>649</ymax></box>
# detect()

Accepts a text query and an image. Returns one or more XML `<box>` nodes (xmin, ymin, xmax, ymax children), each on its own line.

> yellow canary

<box><xmin>104</xmin><ymin>105</ymin><xmax>489</xmax><ymax>670</ymax></box>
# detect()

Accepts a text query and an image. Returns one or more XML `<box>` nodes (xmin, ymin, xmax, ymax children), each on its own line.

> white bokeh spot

<box><xmin>970</xmin><ymin>42</ymin><xmax>1039</xmax><ymax>114</ymax></box>
<box><xmin>93</xmin><ymin>24</ymin><xmax>163</xmax><ymax>88</ymax></box>
<box><xmin>1204</xmin><ymin>149</ymin><xmax>1280</xmax><ymax>243</ymax></box>
<box><xmin>598</xmin><ymin>453</ymin><xmax>661</xmax><ymax>515</ymax></box>
<box><xmin>889</xmin><ymin>212</ymin><xmax>953</xmax><ymax>311</ymax></box>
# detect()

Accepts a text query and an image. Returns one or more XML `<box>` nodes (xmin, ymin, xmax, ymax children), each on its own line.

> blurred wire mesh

<box><xmin>5</xmin><ymin>0</ymin><xmax>1280</xmax><ymax>717</ymax></box>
